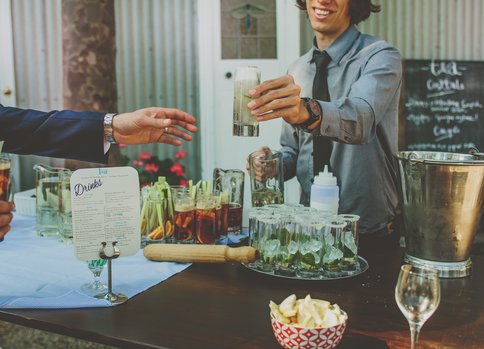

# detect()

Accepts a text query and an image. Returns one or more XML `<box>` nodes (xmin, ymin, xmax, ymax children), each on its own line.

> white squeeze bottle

<box><xmin>310</xmin><ymin>165</ymin><xmax>339</xmax><ymax>215</ymax></box>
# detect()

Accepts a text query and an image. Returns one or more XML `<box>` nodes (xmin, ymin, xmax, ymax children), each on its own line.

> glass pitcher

<box><xmin>213</xmin><ymin>168</ymin><xmax>244</xmax><ymax>234</ymax></box>
<box><xmin>249</xmin><ymin>148</ymin><xmax>284</xmax><ymax>207</ymax></box>
<box><xmin>33</xmin><ymin>164</ymin><xmax>72</xmax><ymax>237</ymax></box>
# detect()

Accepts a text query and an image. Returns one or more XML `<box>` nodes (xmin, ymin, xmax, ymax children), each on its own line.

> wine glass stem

<box><xmin>409</xmin><ymin>321</ymin><xmax>422</xmax><ymax>349</ymax></box>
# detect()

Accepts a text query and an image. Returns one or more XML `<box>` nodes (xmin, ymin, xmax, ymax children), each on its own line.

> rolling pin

<box><xmin>143</xmin><ymin>244</ymin><xmax>258</xmax><ymax>264</ymax></box>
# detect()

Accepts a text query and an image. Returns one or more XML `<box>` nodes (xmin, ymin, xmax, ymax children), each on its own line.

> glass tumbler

<box><xmin>322</xmin><ymin>216</ymin><xmax>347</xmax><ymax>278</ymax></box>
<box><xmin>233</xmin><ymin>66</ymin><xmax>261</xmax><ymax>137</ymax></box>
<box><xmin>275</xmin><ymin>214</ymin><xmax>299</xmax><ymax>277</ymax></box>
<box><xmin>338</xmin><ymin>214</ymin><xmax>360</xmax><ymax>273</ymax></box>
<box><xmin>257</xmin><ymin>215</ymin><xmax>281</xmax><ymax>273</ymax></box>
<box><xmin>296</xmin><ymin>216</ymin><xmax>324</xmax><ymax>279</ymax></box>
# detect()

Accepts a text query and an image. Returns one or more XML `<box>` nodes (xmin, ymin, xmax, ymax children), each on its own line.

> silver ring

<box><xmin>164</xmin><ymin>127</ymin><xmax>169</xmax><ymax>133</ymax></box>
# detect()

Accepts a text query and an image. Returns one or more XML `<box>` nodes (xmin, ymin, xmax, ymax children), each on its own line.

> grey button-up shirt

<box><xmin>280</xmin><ymin>26</ymin><xmax>402</xmax><ymax>234</ymax></box>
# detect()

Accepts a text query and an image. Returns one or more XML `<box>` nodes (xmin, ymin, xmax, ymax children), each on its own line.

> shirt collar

<box><xmin>311</xmin><ymin>25</ymin><xmax>360</xmax><ymax>65</ymax></box>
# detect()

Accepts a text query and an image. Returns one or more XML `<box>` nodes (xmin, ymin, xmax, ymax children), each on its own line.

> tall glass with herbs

<box><xmin>296</xmin><ymin>216</ymin><xmax>324</xmax><ymax>279</ymax></box>
<box><xmin>257</xmin><ymin>215</ymin><xmax>281</xmax><ymax>273</ymax></box>
<box><xmin>322</xmin><ymin>217</ymin><xmax>346</xmax><ymax>278</ymax></box>
<box><xmin>275</xmin><ymin>214</ymin><xmax>299</xmax><ymax>277</ymax></box>
<box><xmin>338</xmin><ymin>214</ymin><xmax>360</xmax><ymax>273</ymax></box>
<box><xmin>233</xmin><ymin>66</ymin><xmax>260</xmax><ymax>137</ymax></box>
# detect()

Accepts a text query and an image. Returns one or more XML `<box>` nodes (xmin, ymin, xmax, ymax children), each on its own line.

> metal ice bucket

<box><xmin>394</xmin><ymin>151</ymin><xmax>484</xmax><ymax>278</ymax></box>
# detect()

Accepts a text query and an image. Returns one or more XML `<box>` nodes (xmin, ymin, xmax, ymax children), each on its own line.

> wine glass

<box><xmin>395</xmin><ymin>264</ymin><xmax>441</xmax><ymax>349</ymax></box>
<box><xmin>81</xmin><ymin>259</ymin><xmax>108</xmax><ymax>296</ymax></box>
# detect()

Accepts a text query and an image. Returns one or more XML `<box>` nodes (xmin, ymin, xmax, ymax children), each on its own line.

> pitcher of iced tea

<box><xmin>213</xmin><ymin>168</ymin><xmax>244</xmax><ymax>234</ymax></box>
<box><xmin>33</xmin><ymin>163</ymin><xmax>71</xmax><ymax>237</ymax></box>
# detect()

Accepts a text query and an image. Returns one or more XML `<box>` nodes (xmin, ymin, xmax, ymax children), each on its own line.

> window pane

<box><xmin>220</xmin><ymin>0</ymin><xmax>277</xmax><ymax>59</ymax></box>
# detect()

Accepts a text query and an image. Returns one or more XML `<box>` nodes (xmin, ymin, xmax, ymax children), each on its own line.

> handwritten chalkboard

<box><xmin>403</xmin><ymin>59</ymin><xmax>483</xmax><ymax>153</ymax></box>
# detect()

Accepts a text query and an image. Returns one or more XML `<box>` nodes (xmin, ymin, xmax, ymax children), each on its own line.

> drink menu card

<box><xmin>71</xmin><ymin>167</ymin><xmax>140</xmax><ymax>261</ymax></box>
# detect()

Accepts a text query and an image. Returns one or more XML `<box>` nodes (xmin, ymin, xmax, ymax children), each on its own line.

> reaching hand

<box><xmin>112</xmin><ymin>107</ymin><xmax>198</xmax><ymax>146</ymax></box>
<box><xmin>247</xmin><ymin>75</ymin><xmax>310</xmax><ymax>125</ymax></box>
<box><xmin>0</xmin><ymin>200</ymin><xmax>14</xmax><ymax>241</ymax></box>
<box><xmin>246</xmin><ymin>146</ymin><xmax>278</xmax><ymax>182</ymax></box>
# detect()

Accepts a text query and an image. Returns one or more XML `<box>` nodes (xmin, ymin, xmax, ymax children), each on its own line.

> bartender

<box><xmin>246</xmin><ymin>0</ymin><xmax>402</xmax><ymax>242</ymax></box>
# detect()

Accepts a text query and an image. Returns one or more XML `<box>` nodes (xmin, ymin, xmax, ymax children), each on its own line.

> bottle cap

<box><xmin>313</xmin><ymin>165</ymin><xmax>337</xmax><ymax>186</ymax></box>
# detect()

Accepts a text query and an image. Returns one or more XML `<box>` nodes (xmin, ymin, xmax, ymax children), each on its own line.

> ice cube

<box><xmin>264</xmin><ymin>239</ymin><xmax>280</xmax><ymax>257</ymax></box>
<box><xmin>288</xmin><ymin>240</ymin><xmax>299</xmax><ymax>254</ymax></box>
<box><xmin>342</xmin><ymin>232</ymin><xmax>358</xmax><ymax>254</ymax></box>
<box><xmin>323</xmin><ymin>246</ymin><xmax>343</xmax><ymax>263</ymax></box>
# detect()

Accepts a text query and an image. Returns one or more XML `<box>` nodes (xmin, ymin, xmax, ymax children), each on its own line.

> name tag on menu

<box><xmin>71</xmin><ymin>167</ymin><xmax>140</xmax><ymax>261</ymax></box>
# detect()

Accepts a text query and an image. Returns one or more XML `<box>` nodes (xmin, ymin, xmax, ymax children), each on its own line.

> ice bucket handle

<box><xmin>469</xmin><ymin>147</ymin><xmax>484</xmax><ymax>160</ymax></box>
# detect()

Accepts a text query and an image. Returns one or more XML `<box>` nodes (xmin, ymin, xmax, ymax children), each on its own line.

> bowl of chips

<box><xmin>269</xmin><ymin>294</ymin><xmax>347</xmax><ymax>349</ymax></box>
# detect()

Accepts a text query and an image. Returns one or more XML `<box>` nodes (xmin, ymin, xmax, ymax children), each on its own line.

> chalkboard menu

<box><xmin>403</xmin><ymin>60</ymin><xmax>483</xmax><ymax>152</ymax></box>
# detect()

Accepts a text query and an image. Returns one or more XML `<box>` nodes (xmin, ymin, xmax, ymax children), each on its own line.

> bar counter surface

<box><xmin>0</xmin><ymin>241</ymin><xmax>483</xmax><ymax>349</ymax></box>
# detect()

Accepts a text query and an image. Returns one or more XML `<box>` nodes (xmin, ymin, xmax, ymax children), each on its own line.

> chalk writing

<box><xmin>403</xmin><ymin>60</ymin><xmax>483</xmax><ymax>152</ymax></box>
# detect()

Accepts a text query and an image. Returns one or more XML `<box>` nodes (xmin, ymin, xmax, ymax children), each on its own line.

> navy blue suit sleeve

<box><xmin>0</xmin><ymin>104</ymin><xmax>108</xmax><ymax>164</ymax></box>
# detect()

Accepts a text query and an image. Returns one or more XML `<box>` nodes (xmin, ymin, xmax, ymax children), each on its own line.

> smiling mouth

<box><xmin>313</xmin><ymin>8</ymin><xmax>333</xmax><ymax>17</ymax></box>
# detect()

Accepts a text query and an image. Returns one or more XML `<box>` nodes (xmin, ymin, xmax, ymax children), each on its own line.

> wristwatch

<box><xmin>103</xmin><ymin>113</ymin><xmax>118</xmax><ymax>144</ymax></box>
<box><xmin>297</xmin><ymin>97</ymin><xmax>322</xmax><ymax>132</ymax></box>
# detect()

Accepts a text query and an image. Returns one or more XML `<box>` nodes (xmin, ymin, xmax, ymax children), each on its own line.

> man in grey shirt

<box><xmin>247</xmin><ymin>0</ymin><xmax>402</xmax><ymax>236</ymax></box>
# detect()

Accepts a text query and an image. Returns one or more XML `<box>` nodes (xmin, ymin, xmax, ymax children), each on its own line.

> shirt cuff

<box><xmin>103</xmin><ymin>141</ymin><xmax>111</xmax><ymax>155</ymax></box>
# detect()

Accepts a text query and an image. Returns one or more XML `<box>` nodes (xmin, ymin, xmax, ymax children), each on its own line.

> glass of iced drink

<box><xmin>257</xmin><ymin>215</ymin><xmax>282</xmax><ymax>273</ymax></box>
<box><xmin>195</xmin><ymin>194</ymin><xmax>217</xmax><ymax>244</ymax></box>
<box><xmin>338</xmin><ymin>214</ymin><xmax>360</xmax><ymax>273</ymax></box>
<box><xmin>322</xmin><ymin>216</ymin><xmax>347</xmax><ymax>278</ymax></box>
<box><xmin>296</xmin><ymin>216</ymin><xmax>324</xmax><ymax>279</ymax></box>
<box><xmin>233</xmin><ymin>66</ymin><xmax>260</xmax><ymax>137</ymax></box>
<box><xmin>0</xmin><ymin>153</ymin><xmax>12</xmax><ymax>202</ymax></box>
<box><xmin>33</xmin><ymin>163</ymin><xmax>66</xmax><ymax>237</ymax></box>
<box><xmin>174</xmin><ymin>192</ymin><xmax>195</xmax><ymax>243</ymax></box>
<box><xmin>213</xmin><ymin>168</ymin><xmax>244</xmax><ymax>234</ymax></box>
<box><xmin>275</xmin><ymin>214</ymin><xmax>299</xmax><ymax>277</ymax></box>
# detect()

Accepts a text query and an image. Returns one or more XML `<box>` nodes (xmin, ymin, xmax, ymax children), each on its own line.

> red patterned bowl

<box><xmin>270</xmin><ymin>314</ymin><xmax>347</xmax><ymax>349</ymax></box>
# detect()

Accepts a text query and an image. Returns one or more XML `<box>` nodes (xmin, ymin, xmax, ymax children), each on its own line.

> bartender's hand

<box><xmin>246</xmin><ymin>146</ymin><xmax>278</xmax><ymax>182</ymax></box>
<box><xmin>0</xmin><ymin>200</ymin><xmax>14</xmax><ymax>241</ymax></box>
<box><xmin>247</xmin><ymin>75</ymin><xmax>310</xmax><ymax>125</ymax></box>
<box><xmin>112</xmin><ymin>107</ymin><xmax>198</xmax><ymax>146</ymax></box>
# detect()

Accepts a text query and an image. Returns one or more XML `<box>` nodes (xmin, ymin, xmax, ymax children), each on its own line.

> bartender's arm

<box><xmin>0</xmin><ymin>201</ymin><xmax>14</xmax><ymax>241</ymax></box>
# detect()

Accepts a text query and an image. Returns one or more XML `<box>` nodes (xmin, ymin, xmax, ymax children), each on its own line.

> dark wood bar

<box><xmin>0</xmin><ymin>242</ymin><xmax>483</xmax><ymax>349</ymax></box>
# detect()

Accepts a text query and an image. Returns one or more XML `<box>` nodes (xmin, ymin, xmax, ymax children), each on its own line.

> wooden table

<box><xmin>0</xmin><ymin>241</ymin><xmax>482</xmax><ymax>349</ymax></box>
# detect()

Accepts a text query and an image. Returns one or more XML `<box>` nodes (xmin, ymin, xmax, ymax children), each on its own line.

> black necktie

<box><xmin>311</xmin><ymin>50</ymin><xmax>332</xmax><ymax>176</ymax></box>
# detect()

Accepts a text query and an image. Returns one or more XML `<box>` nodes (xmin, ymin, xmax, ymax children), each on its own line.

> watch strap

<box><xmin>103</xmin><ymin>113</ymin><xmax>118</xmax><ymax>144</ymax></box>
<box><xmin>296</xmin><ymin>97</ymin><xmax>322</xmax><ymax>131</ymax></box>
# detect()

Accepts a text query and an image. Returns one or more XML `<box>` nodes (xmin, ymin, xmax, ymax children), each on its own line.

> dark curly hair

<box><xmin>295</xmin><ymin>0</ymin><xmax>381</xmax><ymax>25</ymax></box>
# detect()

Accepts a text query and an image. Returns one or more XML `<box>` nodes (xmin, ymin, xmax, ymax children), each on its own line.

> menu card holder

<box><xmin>94</xmin><ymin>241</ymin><xmax>128</xmax><ymax>305</ymax></box>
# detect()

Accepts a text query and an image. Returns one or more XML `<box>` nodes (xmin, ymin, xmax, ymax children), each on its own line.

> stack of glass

<box><xmin>247</xmin><ymin>204</ymin><xmax>360</xmax><ymax>279</ymax></box>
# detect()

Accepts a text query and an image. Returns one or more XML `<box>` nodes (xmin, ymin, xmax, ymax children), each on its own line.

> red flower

<box><xmin>179</xmin><ymin>179</ymin><xmax>189</xmax><ymax>187</ymax></box>
<box><xmin>119</xmin><ymin>143</ymin><xmax>127</xmax><ymax>148</ymax></box>
<box><xmin>145</xmin><ymin>163</ymin><xmax>159</xmax><ymax>173</ymax></box>
<box><xmin>175</xmin><ymin>149</ymin><xmax>187</xmax><ymax>159</ymax></box>
<box><xmin>139</xmin><ymin>152</ymin><xmax>152</xmax><ymax>160</ymax></box>
<box><xmin>170</xmin><ymin>162</ymin><xmax>185</xmax><ymax>177</ymax></box>
<box><xmin>133</xmin><ymin>160</ymin><xmax>144</xmax><ymax>166</ymax></box>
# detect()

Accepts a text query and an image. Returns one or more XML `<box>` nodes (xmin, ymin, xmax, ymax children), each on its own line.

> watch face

<box><xmin>309</xmin><ymin>99</ymin><xmax>320</xmax><ymax>115</ymax></box>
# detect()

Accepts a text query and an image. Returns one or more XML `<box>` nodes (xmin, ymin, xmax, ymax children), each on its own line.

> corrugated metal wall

<box><xmin>11</xmin><ymin>0</ymin><xmax>200</xmax><ymax>188</ymax></box>
<box><xmin>301</xmin><ymin>0</ymin><xmax>484</xmax><ymax>60</ymax></box>
<box><xmin>115</xmin><ymin>0</ymin><xmax>200</xmax><ymax>180</ymax></box>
